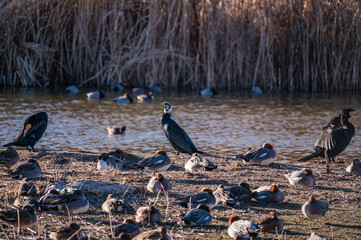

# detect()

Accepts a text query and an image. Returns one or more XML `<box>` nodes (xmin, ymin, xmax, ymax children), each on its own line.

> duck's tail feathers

<box><xmin>2</xmin><ymin>142</ymin><xmax>15</xmax><ymax>147</ymax></box>
<box><xmin>298</xmin><ymin>150</ymin><xmax>323</xmax><ymax>162</ymax></box>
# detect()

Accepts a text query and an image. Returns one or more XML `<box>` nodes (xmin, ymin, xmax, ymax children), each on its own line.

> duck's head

<box><xmin>201</xmin><ymin>188</ymin><xmax>213</xmax><ymax>194</ymax></box>
<box><xmin>161</xmin><ymin>102</ymin><xmax>172</xmax><ymax>114</ymax></box>
<box><xmin>124</xmin><ymin>93</ymin><xmax>133</xmax><ymax>103</ymax></box>
<box><xmin>156</xmin><ymin>150</ymin><xmax>167</xmax><ymax>156</ymax></box>
<box><xmin>352</xmin><ymin>159</ymin><xmax>360</xmax><ymax>165</ymax></box>
<box><xmin>308</xmin><ymin>195</ymin><xmax>316</xmax><ymax>203</ymax></box>
<box><xmin>197</xmin><ymin>204</ymin><xmax>210</xmax><ymax>212</ymax></box>
<box><xmin>107</xmin><ymin>194</ymin><xmax>114</xmax><ymax>200</ymax></box>
<box><xmin>228</xmin><ymin>215</ymin><xmax>240</xmax><ymax>225</ymax></box>
<box><xmin>270</xmin><ymin>184</ymin><xmax>278</xmax><ymax>193</ymax></box>
<box><xmin>155</xmin><ymin>173</ymin><xmax>164</xmax><ymax>181</ymax></box>
<box><xmin>268</xmin><ymin>212</ymin><xmax>277</xmax><ymax>219</ymax></box>
<box><xmin>302</xmin><ymin>168</ymin><xmax>313</xmax><ymax>175</ymax></box>
<box><xmin>262</xmin><ymin>143</ymin><xmax>273</xmax><ymax>150</ymax></box>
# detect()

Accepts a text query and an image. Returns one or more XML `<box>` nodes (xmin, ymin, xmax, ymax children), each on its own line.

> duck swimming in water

<box><xmin>86</xmin><ymin>87</ymin><xmax>105</xmax><ymax>99</ymax></box>
<box><xmin>137</xmin><ymin>92</ymin><xmax>154</xmax><ymax>102</ymax></box>
<box><xmin>3</xmin><ymin>112</ymin><xmax>48</xmax><ymax>152</ymax></box>
<box><xmin>114</xmin><ymin>93</ymin><xmax>133</xmax><ymax>103</ymax></box>
<box><xmin>107</xmin><ymin>126</ymin><xmax>126</xmax><ymax>135</ymax></box>
<box><xmin>161</xmin><ymin>102</ymin><xmax>203</xmax><ymax>155</ymax></box>
<box><xmin>299</xmin><ymin>109</ymin><xmax>357</xmax><ymax>173</ymax></box>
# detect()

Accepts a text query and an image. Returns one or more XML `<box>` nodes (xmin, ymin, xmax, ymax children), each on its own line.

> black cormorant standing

<box><xmin>299</xmin><ymin>109</ymin><xmax>356</xmax><ymax>173</ymax></box>
<box><xmin>161</xmin><ymin>102</ymin><xmax>203</xmax><ymax>155</ymax></box>
<box><xmin>3</xmin><ymin>112</ymin><xmax>48</xmax><ymax>152</ymax></box>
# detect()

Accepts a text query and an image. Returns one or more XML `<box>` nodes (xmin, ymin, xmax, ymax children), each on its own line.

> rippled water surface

<box><xmin>1</xmin><ymin>89</ymin><xmax>360</xmax><ymax>160</ymax></box>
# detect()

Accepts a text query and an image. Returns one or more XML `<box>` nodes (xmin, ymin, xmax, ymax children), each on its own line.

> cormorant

<box><xmin>299</xmin><ymin>109</ymin><xmax>356</xmax><ymax>173</ymax></box>
<box><xmin>161</xmin><ymin>102</ymin><xmax>203</xmax><ymax>155</ymax></box>
<box><xmin>3</xmin><ymin>112</ymin><xmax>48</xmax><ymax>152</ymax></box>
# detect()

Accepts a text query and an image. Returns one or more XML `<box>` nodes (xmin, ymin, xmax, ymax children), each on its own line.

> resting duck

<box><xmin>137</xmin><ymin>92</ymin><xmax>154</xmax><ymax>102</ymax></box>
<box><xmin>182</xmin><ymin>204</ymin><xmax>212</xmax><ymax>226</ymax></box>
<box><xmin>0</xmin><ymin>206</ymin><xmax>37</xmax><ymax>229</ymax></box>
<box><xmin>18</xmin><ymin>178</ymin><xmax>37</xmax><ymax>196</ymax></box>
<box><xmin>10</xmin><ymin>159</ymin><xmax>41</xmax><ymax>180</ymax></box>
<box><xmin>302</xmin><ymin>195</ymin><xmax>328</xmax><ymax>222</ymax></box>
<box><xmin>346</xmin><ymin>159</ymin><xmax>361</xmax><ymax>176</ymax></box>
<box><xmin>179</xmin><ymin>188</ymin><xmax>216</xmax><ymax>209</ymax></box>
<box><xmin>227</xmin><ymin>215</ymin><xmax>260</xmax><ymax>240</ymax></box>
<box><xmin>285</xmin><ymin>168</ymin><xmax>315</xmax><ymax>187</ymax></box>
<box><xmin>135</xmin><ymin>206</ymin><xmax>163</xmax><ymax>224</ymax></box>
<box><xmin>14</xmin><ymin>191</ymin><xmax>39</xmax><ymax>210</ymax></box>
<box><xmin>65</xmin><ymin>85</ymin><xmax>79</xmax><ymax>94</ymax></box>
<box><xmin>86</xmin><ymin>88</ymin><xmax>105</xmax><ymax>99</ymax></box>
<box><xmin>147</xmin><ymin>173</ymin><xmax>172</xmax><ymax>194</ymax></box>
<box><xmin>114</xmin><ymin>93</ymin><xmax>133</xmax><ymax>103</ymax></box>
<box><xmin>102</xmin><ymin>194</ymin><xmax>135</xmax><ymax>214</ymax></box>
<box><xmin>97</xmin><ymin>153</ymin><xmax>123</xmax><ymax>170</ymax></box>
<box><xmin>114</xmin><ymin>219</ymin><xmax>140</xmax><ymax>238</ymax></box>
<box><xmin>42</xmin><ymin>190</ymin><xmax>89</xmax><ymax>214</ymax></box>
<box><xmin>200</xmin><ymin>87</ymin><xmax>217</xmax><ymax>97</ymax></box>
<box><xmin>253</xmin><ymin>184</ymin><xmax>284</xmax><ymax>204</ymax></box>
<box><xmin>0</xmin><ymin>146</ymin><xmax>19</xmax><ymax>169</ymax></box>
<box><xmin>184</xmin><ymin>153</ymin><xmax>217</xmax><ymax>172</ymax></box>
<box><xmin>132</xmin><ymin>150</ymin><xmax>171</xmax><ymax>172</ymax></box>
<box><xmin>133</xmin><ymin>227</ymin><xmax>171</xmax><ymax>240</ymax></box>
<box><xmin>214</xmin><ymin>183</ymin><xmax>253</xmax><ymax>206</ymax></box>
<box><xmin>252</xmin><ymin>212</ymin><xmax>284</xmax><ymax>233</ymax></box>
<box><xmin>106</xmin><ymin>126</ymin><xmax>126</xmax><ymax>135</ymax></box>
<box><xmin>238</xmin><ymin>143</ymin><xmax>277</xmax><ymax>165</ymax></box>
<box><xmin>49</xmin><ymin>223</ymin><xmax>84</xmax><ymax>240</ymax></box>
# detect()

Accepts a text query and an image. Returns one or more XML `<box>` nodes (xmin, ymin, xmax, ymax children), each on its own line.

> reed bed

<box><xmin>0</xmin><ymin>0</ymin><xmax>360</xmax><ymax>91</ymax></box>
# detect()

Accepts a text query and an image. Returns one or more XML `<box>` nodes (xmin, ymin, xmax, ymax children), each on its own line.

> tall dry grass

<box><xmin>0</xmin><ymin>0</ymin><xmax>360</xmax><ymax>92</ymax></box>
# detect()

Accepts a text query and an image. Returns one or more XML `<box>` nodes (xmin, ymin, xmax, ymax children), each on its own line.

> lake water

<box><xmin>0</xmin><ymin>88</ymin><xmax>360</xmax><ymax>161</ymax></box>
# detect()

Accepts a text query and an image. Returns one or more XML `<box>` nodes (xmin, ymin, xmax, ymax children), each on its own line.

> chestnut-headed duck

<box><xmin>238</xmin><ymin>143</ymin><xmax>277</xmax><ymax>165</ymax></box>
<box><xmin>285</xmin><ymin>168</ymin><xmax>315</xmax><ymax>187</ymax></box>
<box><xmin>135</xmin><ymin>206</ymin><xmax>163</xmax><ymax>224</ymax></box>
<box><xmin>302</xmin><ymin>195</ymin><xmax>328</xmax><ymax>222</ymax></box>
<box><xmin>114</xmin><ymin>93</ymin><xmax>133</xmax><ymax>103</ymax></box>
<box><xmin>179</xmin><ymin>188</ymin><xmax>216</xmax><ymax>209</ymax></box>
<box><xmin>133</xmin><ymin>150</ymin><xmax>171</xmax><ymax>172</ymax></box>
<box><xmin>147</xmin><ymin>173</ymin><xmax>172</xmax><ymax>194</ymax></box>
<box><xmin>185</xmin><ymin>153</ymin><xmax>217</xmax><ymax>172</ymax></box>
<box><xmin>102</xmin><ymin>194</ymin><xmax>135</xmax><ymax>214</ymax></box>
<box><xmin>252</xmin><ymin>212</ymin><xmax>284</xmax><ymax>233</ymax></box>
<box><xmin>227</xmin><ymin>215</ymin><xmax>260</xmax><ymax>239</ymax></box>
<box><xmin>183</xmin><ymin>204</ymin><xmax>212</xmax><ymax>226</ymax></box>
<box><xmin>253</xmin><ymin>184</ymin><xmax>284</xmax><ymax>204</ymax></box>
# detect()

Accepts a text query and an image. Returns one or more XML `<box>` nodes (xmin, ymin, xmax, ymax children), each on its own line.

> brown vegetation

<box><xmin>0</xmin><ymin>0</ymin><xmax>360</xmax><ymax>91</ymax></box>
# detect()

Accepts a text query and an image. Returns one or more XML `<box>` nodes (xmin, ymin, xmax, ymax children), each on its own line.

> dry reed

<box><xmin>0</xmin><ymin>0</ymin><xmax>360</xmax><ymax>92</ymax></box>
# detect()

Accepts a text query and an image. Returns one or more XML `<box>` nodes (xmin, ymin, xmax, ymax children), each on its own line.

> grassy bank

<box><xmin>0</xmin><ymin>0</ymin><xmax>360</xmax><ymax>91</ymax></box>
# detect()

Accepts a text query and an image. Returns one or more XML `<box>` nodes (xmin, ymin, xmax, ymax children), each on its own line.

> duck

<box><xmin>213</xmin><ymin>183</ymin><xmax>253</xmax><ymax>207</ymax></box>
<box><xmin>14</xmin><ymin>191</ymin><xmax>39</xmax><ymax>210</ymax></box>
<box><xmin>285</xmin><ymin>168</ymin><xmax>315</xmax><ymax>187</ymax></box>
<box><xmin>253</xmin><ymin>184</ymin><xmax>284</xmax><ymax>204</ymax></box>
<box><xmin>2</xmin><ymin>112</ymin><xmax>48</xmax><ymax>152</ymax></box>
<box><xmin>0</xmin><ymin>206</ymin><xmax>37</xmax><ymax>229</ymax></box>
<box><xmin>132</xmin><ymin>150</ymin><xmax>171</xmax><ymax>172</ymax></box>
<box><xmin>346</xmin><ymin>159</ymin><xmax>361</xmax><ymax>176</ymax></box>
<box><xmin>182</xmin><ymin>204</ymin><xmax>212</xmax><ymax>226</ymax></box>
<box><xmin>44</xmin><ymin>190</ymin><xmax>89</xmax><ymax>214</ymax></box>
<box><xmin>114</xmin><ymin>219</ymin><xmax>140</xmax><ymax>238</ymax></box>
<box><xmin>307</xmin><ymin>232</ymin><xmax>327</xmax><ymax>240</ymax></box>
<box><xmin>106</xmin><ymin>126</ymin><xmax>126</xmax><ymax>135</ymax></box>
<box><xmin>39</xmin><ymin>189</ymin><xmax>61</xmax><ymax>210</ymax></box>
<box><xmin>0</xmin><ymin>146</ymin><xmax>20</xmax><ymax>169</ymax></box>
<box><xmin>97</xmin><ymin>153</ymin><xmax>123</xmax><ymax>170</ymax></box>
<box><xmin>251</xmin><ymin>86</ymin><xmax>262</xmax><ymax>95</ymax></box>
<box><xmin>18</xmin><ymin>178</ymin><xmax>37</xmax><ymax>196</ymax></box>
<box><xmin>132</xmin><ymin>87</ymin><xmax>145</xmax><ymax>95</ymax></box>
<box><xmin>49</xmin><ymin>223</ymin><xmax>84</xmax><ymax>240</ymax></box>
<box><xmin>66</xmin><ymin>85</ymin><xmax>79</xmax><ymax>94</ymax></box>
<box><xmin>227</xmin><ymin>182</ymin><xmax>253</xmax><ymax>205</ymax></box>
<box><xmin>302</xmin><ymin>195</ymin><xmax>328</xmax><ymax>222</ymax></box>
<box><xmin>133</xmin><ymin>226</ymin><xmax>171</xmax><ymax>240</ymax></box>
<box><xmin>113</xmin><ymin>84</ymin><xmax>124</xmax><ymax>92</ymax></box>
<box><xmin>111</xmin><ymin>233</ymin><xmax>132</xmax><ymax>240</ymax></box>
<box><xmin>161</xmin><ymin>102</ymin><xmax>203</xmax><ymax>155</ymax></box>
<box><xmin>184</xmin><ymin>153</ymin><xmax>217</xmax><ymax>172</ymax></box>
<box><xmin>238</xmin><ymin>143</ymin><xmax>277</xmax><ymax>165</ymax></box>
<box><xmin>147</xmin><ymin>85</ymin><xmax>162</xmax><ymax>93</ymax></box>
<box><xmin>200</xmin><ymin>87</ymin><xmax>217</xmax><ymax>97</ymax></box>
<box><xmin>179</xmin><ymin>188</ymin><xmax>216</xmax><ymax>209</ymax></box>
<box><xmin>137</xmin><ymin>92</ymin><xmax>154</xmax><ymax>102</ymax></box>
<box><xmin>10</xmin><ymin>159</ymin><xmax>41</xmax><ymax>179</ymax></box>
<box><xmin>147</xmin><ymin>173</ymin><xmax>172</xmax><ymax>194</ymax></box>
<box><xmin>227</xmin><ymin>215</ymin><xmax>260</xmax><ymax>240</ymax></box>
<box><xmin>102</xmin><ymin>194</ymin><xmax>135</xmax><ymax>214</ymax></box>
<box><xmin>299</xmin><ymin>109</ymin><xmax>357</xmax><ymax>173</ymax></box>
<box><xmin>135</xmin><ymin>206</ymin><xmax>163</xmax><ymax>224</ymax></box>
<box><xmin>252</xmin><ymin>212</ymin><xmax>284</xmax><ymax>233</ymax></box>
<box><xmin>86</xmin><ymin>88</ymin><xmax>105</xmax><ymax>99</ymax></box>
<box><xmin>114</xmin><ymin>93</ymin><xmax>133</xmax><ymax>103</ymax></box>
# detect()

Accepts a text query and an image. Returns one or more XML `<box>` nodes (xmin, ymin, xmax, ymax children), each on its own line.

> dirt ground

<box><xmin>0</xmin><ymin>149</ymin><xmax>360</xmax><ymax>240</ymax></box>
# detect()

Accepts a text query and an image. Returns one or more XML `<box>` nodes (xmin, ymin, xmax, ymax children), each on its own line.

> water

<box><xmin>1</xmin><ymin>88</ymin><xmax>360</xmax><ymax>160</ymax></box>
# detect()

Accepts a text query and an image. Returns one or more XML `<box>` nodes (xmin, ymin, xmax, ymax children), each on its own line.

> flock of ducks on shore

<box><xmin>0</xmin><ymin>100</ymin><xmax>360</xmax><ymax>239</ymax></box>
